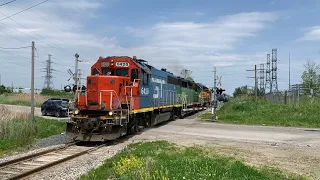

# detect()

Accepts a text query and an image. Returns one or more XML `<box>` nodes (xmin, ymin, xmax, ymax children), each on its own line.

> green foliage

<box><xmin>301</xmin><ymin>60</ymin><xmax>320</xmax><ymax>95</ymax></box>
<box><xmin>199</xmin><ymin>113</ymin><xmax>213</xmax><ymax>120</ymax></box>
<box><xmin>186</xmin><ymin>76</ymin><xmax>194</xmax><ymax>81</ymax></box>
<box><xmin>233</xmin><ymin>85</ymin><xmax>251</xmax><ymax>97</ymax></box>
<box><xmin>217</xmin><ymin>96</ymin><xmax>320</xmax><ymax>128</ymax></box>
<box><xmin>0</xmin><ymin>117</ymin><xmax>66</xmax><ymax>156</ymax></box>
<box><xmin>0</xmin><ymin>85</ymin><xmax>13</xmax><ymax>94</ymax></box>
<box><xmin>79</xmin><ymin>141</ymin><xmax>301</xmax><ymax>180</ymax></box>
<box><xmin>40</xmin><ymin>88</ymin><xmax>72</xmax><ymax>98</ymax></box>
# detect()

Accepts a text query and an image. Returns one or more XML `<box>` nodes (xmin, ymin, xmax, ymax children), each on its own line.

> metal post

<box><xmin>289</xmin><ymin>52</ymin><xmax>291</xmax><ymax>90</ymax></box>
<box><xmin>31</xmin><ymin>41</ymin><xmax>35</xmax><ymax>120</ymax></box>
<box><xmin>298</xmin><ymin>84</ymin><xmax>300</xmax><ymax>105</ymax></box>
<box><xmin>75</xmin><ymin>53</ymin><xmax>79</xmax><ymax>86</ymax></box>
<box><xmin>254</xmin><ymin>65</ymin><xmax>257</xmax><ymax>97</ymax></box>
<box><xmin>74</xmin><ymin>53</ymin><xmax>80</xmax><ymax>104</ymax></box>
<box><xmin>284</xmin><ymin>90</ymin><xmax>287</xmax><ymax>104</ymax></box>
<box><xmin>212</xmin><ymin>67</ymin><xmax>217</xmax><ymax>119</ymax></box>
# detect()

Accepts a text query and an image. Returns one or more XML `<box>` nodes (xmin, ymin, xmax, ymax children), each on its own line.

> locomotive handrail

<box><xmin>99</xmin><ymin>90</ymin><xmax>122</xmax><ymax>110</ymax></box>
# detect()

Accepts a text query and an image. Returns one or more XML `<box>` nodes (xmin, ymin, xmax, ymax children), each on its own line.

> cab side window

<box><xmin>143</xmin><ymin>71</ymin><xmax>148</xmax><ymax>84</ymax></box>
<box><xmin>131</xmin><ymin>68</ymin><xmax>138</xmax><ymax>81</ymax></box>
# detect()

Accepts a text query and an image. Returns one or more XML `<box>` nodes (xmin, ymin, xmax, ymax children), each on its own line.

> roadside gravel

<box><xmin>34</xmin><ymin>133</ymin><xmax>73</xmax><ymax>149</ymax></box>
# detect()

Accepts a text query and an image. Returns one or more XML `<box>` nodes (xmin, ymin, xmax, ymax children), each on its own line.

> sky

<box><xmin>0</xmin><ymin>0</ymin><xmax>320</xmax><ymax>95</ymax></box>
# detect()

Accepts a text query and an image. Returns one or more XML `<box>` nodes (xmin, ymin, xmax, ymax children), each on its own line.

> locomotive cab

<box><xmin>68</xmin><ymin>56</ymin><xmax>141</xmax><ymax>141</ymax></box>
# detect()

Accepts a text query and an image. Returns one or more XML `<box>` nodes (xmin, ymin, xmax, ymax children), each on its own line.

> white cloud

<box><xmin>298</xmin><ymin>26</ymin><xmax>320</xmax><ymax>41</ymax></box>
<box><xmin>120</xmin><ymin>11</ymin><xmax>277</xmax><ymax>72</ymax></box>
<box><xmin>0</xmin><ymin>0</ymin><xmax>277</xmax><ymax>91</ymax></box>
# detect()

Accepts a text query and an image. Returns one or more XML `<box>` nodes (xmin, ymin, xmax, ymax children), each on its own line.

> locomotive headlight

<box><xmin>74</xmin><ymin>109</ymin><xmax>80</xmax><ymax>115</ymax></box>
<box><xmin>108</xmin><ymin>111</ymin><xmax>113</xmax><ymax>116</ymax></box>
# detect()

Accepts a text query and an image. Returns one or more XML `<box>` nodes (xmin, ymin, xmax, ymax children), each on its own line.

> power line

<box><xmin>0</xmin><ymin>0</ymin><xmax>49</xmax><ymax>22</ymax></box>
<box><xmin>0</xmin><ymin>9</ymin><xmax>80</xmax><ymax>57</ymax></box>
<box><xmin>0</xmin><ymin>11</ymin><xmax>91</xmax><ymax>63</ymax></box>
<box><xmin>0</xmin><ymin>0</ymin><xmax>17</xmax><ymax>7</ymax></box>
<box><xmin>0</xmin><ymin>46</ymin><xmax>30</xmax><ymax>49</ymax></box>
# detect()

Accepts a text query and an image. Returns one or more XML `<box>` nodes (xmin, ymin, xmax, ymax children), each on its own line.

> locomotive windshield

<box><xmin>116</xmin><ymin>69</ymin><xmax>128</xmax><ymax>76</ymax></box>
<box><xmin>102</xmin><ymin>68</ymin><xmax>128</xmax><ymax>76</ymax></box>
<box><xmin>102</xmin><ymin>68</ymin><xmax>114</xmax><ymax>75</ymax></box>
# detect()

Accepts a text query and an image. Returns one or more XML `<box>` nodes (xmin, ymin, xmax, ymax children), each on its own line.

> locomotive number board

<box><xmin>101</xmin><ymin>62</ymin><xmax>110</xmax><ymax>67</ymax></box>
<box><xmin>116</xmin><ymin>62</ymin><xmax>130</xmax><ymax>67</ymax></box>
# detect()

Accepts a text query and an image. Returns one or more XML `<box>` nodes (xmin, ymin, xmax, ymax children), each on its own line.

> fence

<box><xmin>265</xmin><ymin>91</ymin><xmax>299</xmax><ymax>104</ymax></box>
<box><xmin>264</xmin><ymin>87</ymin><xmax>320</xmax><ymax>104</ymax></box>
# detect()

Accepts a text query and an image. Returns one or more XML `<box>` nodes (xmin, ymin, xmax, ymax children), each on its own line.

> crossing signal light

<box><xmin>216</xmin><ymin>88</ymin><xmax>225</xmax><ymax>95</ymax></box>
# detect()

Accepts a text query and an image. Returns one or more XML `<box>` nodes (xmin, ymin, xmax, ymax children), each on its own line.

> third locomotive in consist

<box><xmin>66</xmin><ymin>56</ymin><xmax>212</xmax><ymax>141</ymax></box>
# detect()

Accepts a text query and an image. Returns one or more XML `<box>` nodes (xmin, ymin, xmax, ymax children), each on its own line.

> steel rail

<box><xmin>0</xmin><ymin>142</ymin><xmax>76</xmax><ymax>168</ymax></box>
<box><xmin>5</xmin><ymin>143</ymin><xmax>105</xmax><ymax>180</ymax></box>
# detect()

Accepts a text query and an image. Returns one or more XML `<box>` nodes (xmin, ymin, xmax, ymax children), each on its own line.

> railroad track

<box><xmin>0</xmin><ymin>142</ymin><xmax>106</xmax><ymax>180</ymax></box>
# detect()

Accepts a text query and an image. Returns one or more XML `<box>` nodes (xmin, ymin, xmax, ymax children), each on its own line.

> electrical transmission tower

<box><xmin>43</xmin><ymin>54</ymin><xmax>54</xmax><ymax>90</ymax></box>
<box><xmin>265</xmin><ymin>54</ymin><xmax>271</xmax><ymax>93</ymax></box>
<box><xmin>271</xmin><ymin>48</ymin><xmax>278</xmax><ymax>93</ymax></box>
<box><xmin>259</xmin><ymin>63</ymin><xmax>265</xmax><ymax>94</ymax></box>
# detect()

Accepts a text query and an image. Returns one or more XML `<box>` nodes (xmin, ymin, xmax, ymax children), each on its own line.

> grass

<box><xmin>0</xmin><ymin>105</ymin><xmax>66</xmax><ymax>156</ymax></box>
<box><xmin>0</xmin><ymin>93</ymin><xmax>71</xmax><ymax>107</ymax></box>
<box><xmin>215</xmin><ymin>95</ymin><xmax>320</xmax><ymax>128</ymax></box>
<box><xmin>79</xmin><ymin>141</ymin><xmax>302</xmax><ymax>180</ymax></box>
<box><xmin>199</xmin><ymin>112</ymin><xmax>213</xmax><ymax>120</ymax></box>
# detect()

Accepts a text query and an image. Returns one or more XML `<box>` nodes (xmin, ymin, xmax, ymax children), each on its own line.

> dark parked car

<box><xmin>41</xmin><ymin>98</ymin><xmax>71</xmax><ymax>117</ymax></box>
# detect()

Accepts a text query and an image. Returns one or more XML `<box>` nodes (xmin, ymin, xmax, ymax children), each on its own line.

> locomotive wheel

<box><xmin>128</xmin><ymin>117</ymin><xmax>139</xmax><ymax>135</ymax></box>
<box><xmin>171</xmin><ymin>110</ymin><xmax>176</xmax><ymax>121</ymax></box>
<box><xmin>145</xmin><ymin>113</ymin><xmax>152</xmax><ymax>127</ymax></box>
<box><xmin>178</xmin><ymin>108</ymin><xmax>183</xmax><ymax>119</ymax></box>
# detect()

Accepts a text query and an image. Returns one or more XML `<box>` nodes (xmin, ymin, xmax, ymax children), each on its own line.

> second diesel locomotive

<box><xmin>66</xmin><ymin>56</ymin><xmax>212</xmax><ymax>141</ymax></box>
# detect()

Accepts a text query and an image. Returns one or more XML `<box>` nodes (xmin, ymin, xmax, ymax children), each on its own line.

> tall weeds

<box><xmin>0</xmin><ymin>105</ymin><xmax>35</xmax><ymax>141</ymax></box>
<box><xmin>7</xmin><ymin>93</ymin><xmax>47</xmax><ymax>107</ymax></box>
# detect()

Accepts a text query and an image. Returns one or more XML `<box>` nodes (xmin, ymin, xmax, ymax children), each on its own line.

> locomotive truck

<box><xmin>66</xmin><ymin>56</ymin><xmax>212</xmax><ymax>141</ymax></box>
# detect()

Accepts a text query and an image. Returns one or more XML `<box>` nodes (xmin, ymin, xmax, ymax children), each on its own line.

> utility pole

<box><xmin>254</xmin><ymin>65</ymin><xmax>257</xmax><ymax>97</ymax></box>
<box><xmin>31</xmin><ymin>41</ymin><xmax>35</xmax><ymax>120</ymax></box>
<box><xmin>289</xmin><ymin>52</ymin><xmax>291</xmax><ymax>90</ymax></box>
<box><xmin>212</xmin><ymin>67</ymin><xmax>217</xmax><ymax>120</ymax></box>
<box><xmin>246</xmin><ymin>65</ymin><xmax>258</xmax><ymax>97</ymax></box>
<box><xmin>75</xmin><ymin>53</ymin><xmax>79</xmax><ymax>86</ymax></box>
<box><xmin>0</xmin><ymin>74</ymin><xmax>1</xmax><ymax>85</ymax></box>
<box><xmin>259</xmin><ymin>63</ymin><xmax>265</xmax><ymax>94</ymax></box>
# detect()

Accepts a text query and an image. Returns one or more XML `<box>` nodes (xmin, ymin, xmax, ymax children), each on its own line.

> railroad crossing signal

<box><xmin>217</xmin><ymin>76</ymin><xmax>222</xmax><ymax>87</ymax></box>
<box><xmin>67</xmin><ymin>69</ymin><xmax>75</xmax><ymax>82</ymax></box>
